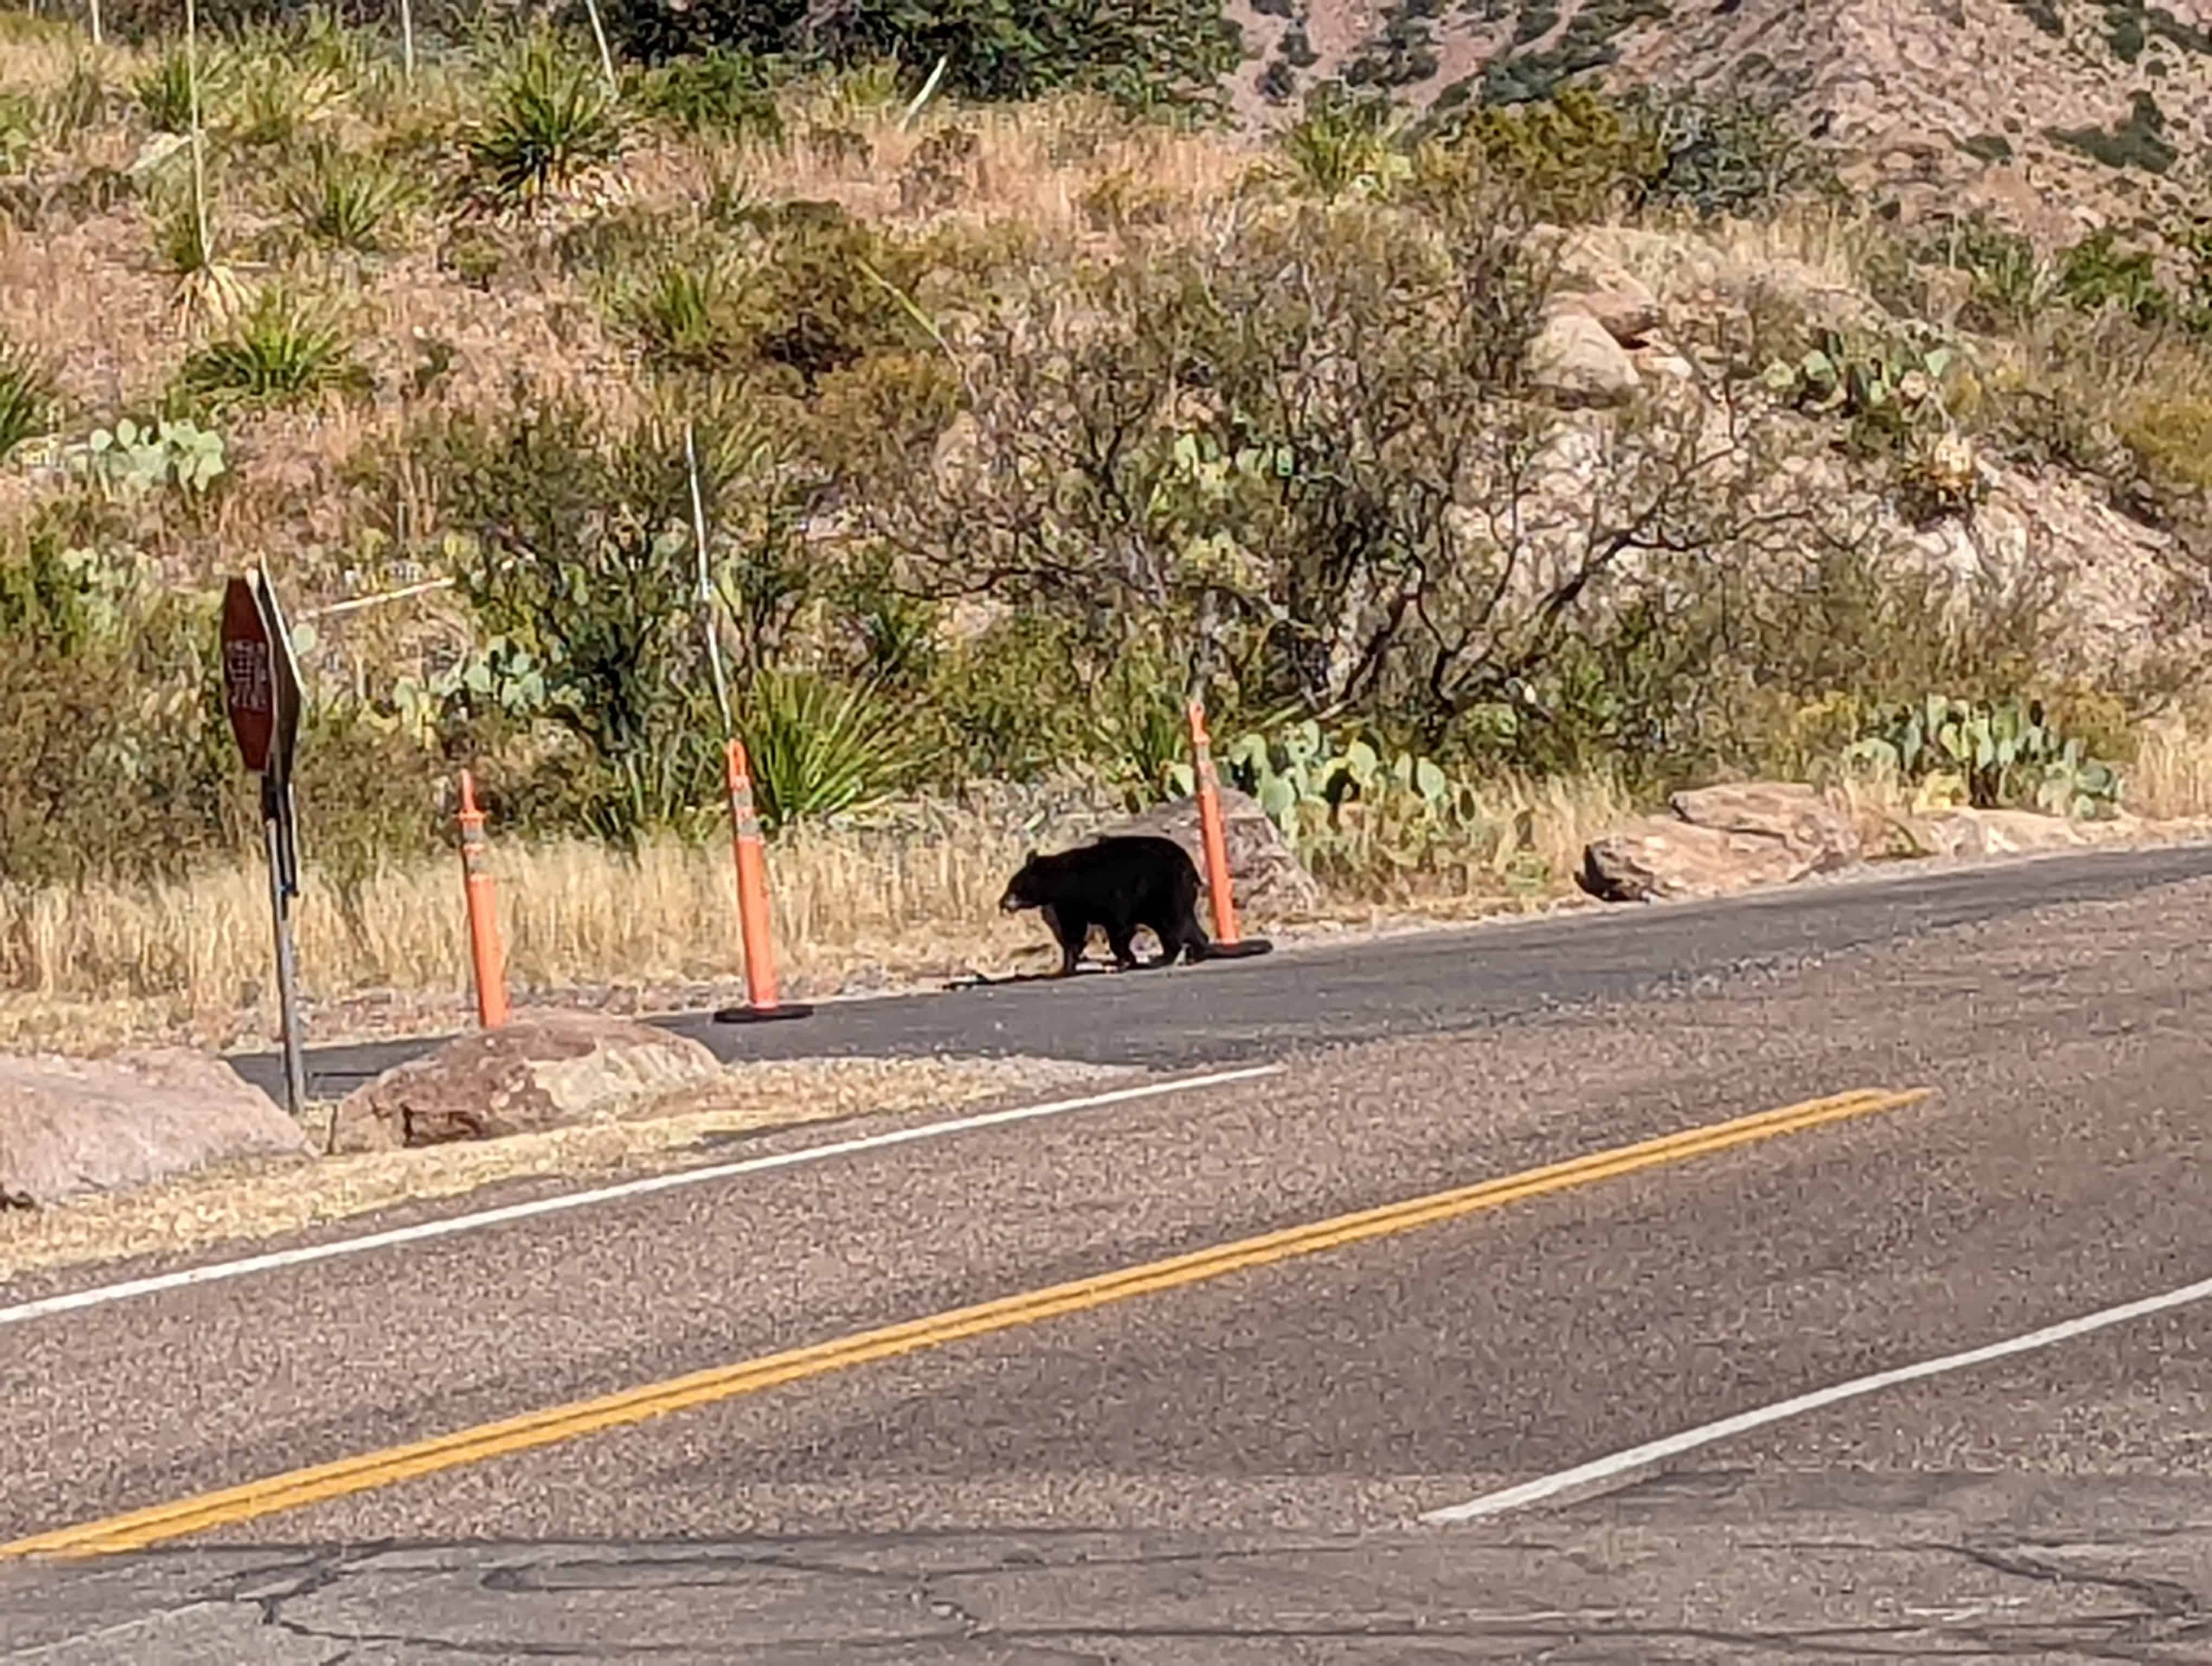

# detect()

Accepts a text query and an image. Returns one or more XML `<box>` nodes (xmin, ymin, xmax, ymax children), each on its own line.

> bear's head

<box><xmin>998</xmin><ymin>850</ymin><xmax>1043</xmax><ymax>913</ymax></box>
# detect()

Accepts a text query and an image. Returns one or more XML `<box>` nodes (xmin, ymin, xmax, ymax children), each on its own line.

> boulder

<box><xmin>1667</xmin><ymin>782</ymin><xmax>1862</xmax><ymax>873</ymax></box>
<box><xmin>331</xmin><ymin>1009</ymin><xmax>725</xmax><ymax>1152</ymax></box>
<box><xmin>1580</xmin><ymin>781</ymin><xmax>1863</xmax><ymax>903</ymax></box>
<box><xmin>0</xmin><ymin>1049</ymin><xmax>311</xmax><ymax>1207</ymax></box>
<box><xmin>1111</xmin><ymin>785</ymin><xmax>1322</xmax><ymax>921</ymax></box>
<box><xmin>1579</xmin><ymin>817</ymin><xmax>1813</xmax><ymax>904</ymax></box>
<box><xmin>1526</xmin><ymin>310</ymin><xmax>1641</xmax><ymax>411</ymax></box>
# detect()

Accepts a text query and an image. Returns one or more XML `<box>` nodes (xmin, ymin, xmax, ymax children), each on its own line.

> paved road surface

<box><xmin>230</xmin><ymin>840</ymin><xmax>2212</xmax><ymax>1101</ymax></box>
<box><xmin>9</xmin><ymin>844</ymin><xmax>2212</xmax><ymax>1659</ymax></box>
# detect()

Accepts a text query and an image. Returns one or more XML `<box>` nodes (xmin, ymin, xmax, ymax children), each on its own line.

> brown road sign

<box><xmin>221</xmin><ymin>569</ymin><xmax>304</xmax><ymax>784</ymax></box>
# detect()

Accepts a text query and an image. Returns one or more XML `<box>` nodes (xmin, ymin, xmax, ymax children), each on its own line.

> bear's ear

<box><xmin>1021</xmin><ymin>848</ymin><xmax>1037</xmax><ymax>865</ymax></box>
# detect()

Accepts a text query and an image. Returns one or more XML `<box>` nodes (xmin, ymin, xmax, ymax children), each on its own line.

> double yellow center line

<box><xmin>4</xmin><ymin>1082</ymin><xmax>1931</xmax><ymax>1558</ymax></box>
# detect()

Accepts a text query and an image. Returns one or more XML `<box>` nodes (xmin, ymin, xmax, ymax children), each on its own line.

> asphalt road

<box><xmin>9</xmin><ymin>843</ymin><xmax>2212</xmax><ymax>1661</ymax></box>
<box><xmin>232</xmin><ymin>839</ymin><xmax>2212</xmax><ymax>1101</ymax></box>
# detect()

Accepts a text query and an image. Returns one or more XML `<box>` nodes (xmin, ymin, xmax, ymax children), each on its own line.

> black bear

<box><xmin>999</xmin><ymin>835</ymin><xmax>1211</xmax><ymax>976</ymax></box>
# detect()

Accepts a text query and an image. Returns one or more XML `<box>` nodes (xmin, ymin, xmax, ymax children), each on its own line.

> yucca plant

<box><xmin>153</xmin><ymin>184</ymin><xmax>248</xmax><ymax>325</ymax></box>
<box><xmin>0</xmin><ymin>338</ymin><xmax>55</xmax><ymax>464</ymax></box>
<box><xmin>737</xmin><ymin>670</ymin><xmax>927</xmax><ymax>831</ymax></box>
<box><xmin>467</xmin><ymin>33</ymin><xmax>624</xmax><ymax>210</ymax></box>
<box><xmin>284</xmin><ymin>139</ymin><xmax>411</xmax><ymax>249</ymax></box>
<box><xmin>131</xmin><ymin>47</ymin><xmax>226</xmax><ymax>134</ymax></box>
<box><xmin>614</xmin><ymin>253</ymin><xmax>744</xmax><ymax>369</ymax></box>
<box><xmin>179</xmin><ymin>286</ymin><xmax>364</xmax><ymax>408</ymax></box>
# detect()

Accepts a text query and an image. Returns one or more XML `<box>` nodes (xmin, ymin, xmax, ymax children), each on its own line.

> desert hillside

<box><xmin>1235</xmin><ymin>0</ymin><xmax>2212</xmax><ymax>250</ymax></box>
<box><xmin>0</xmin><ymin>0</ymin><xmax>2205</xmax><ymax>1052</ymax></box>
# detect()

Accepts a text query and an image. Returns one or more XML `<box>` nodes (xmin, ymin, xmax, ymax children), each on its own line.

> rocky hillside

<box><xmin>1232</xmin><ymin>0</ymin><xmax>2212</xmax><ymax>245</ymax></box>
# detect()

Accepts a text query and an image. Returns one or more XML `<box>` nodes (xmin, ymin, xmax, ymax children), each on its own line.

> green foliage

<box><xmin>67</xmin><ymin>415</ymin><xmax>228</xmax><ymax>503</ymax></box>
<box><xmin>633</xmin><ymin>47</ymin><xmax>785</xmax><ymax>144</ymax></box>
<box><xmin>0</xmin><ymin>338</ymin><xmax>54</xmax><ymax>465</ymax></box>
<box><xmin>1847</xmin><ymin>693</ymin><xmax>2124</xmax><ymax>817</ymax></box>
<box><xmin>1278</xmin><ymin>86</ymin><xmax>1409</xmax><ymax>202</ymax></box>
<box><xmin>599</xmin><ymin>0</ymin><xmax>1242</xmax><ymax>114</ymax></box>
<box><xmin>423</xmin><ymin>390</ymin><xmax>820</xmax><ymax>843</ymax></box>
<box><xmin>1476</xmin><ymin>0</ymin><xmax>1670</xmax><ymax>107</ymax></box>
<box><xmin>1446</xmin><ymin>85</ymin><xmax>1663</xmax><ymax>220</ymax></box>
<box><xmin>609</xmin><ymin>248</ymin><xmax>747</xmax><ymax>370</ymax></box>
<box><xmin>736</xmin><ymin>669</ymin><xmax>927</xmax><ymax>830</ymax></box>
<box><xmin>466</xmin><ymin>32</ymin><xmax>625</xmax><ymax>211</ymax></box>
<box><xmin>1761</xmin><ymin>327</ymin><xmax>1960</xmax><ymax>453</ymax></box>
<box><xmin>2056</xmin><ymin>226</ymin><xmax>2171</xmax><ymax>324</ymax></box>
<box><xmin>1636</xmin><ymin>89</ymin><xmax>1835</xmax><ymax>215</ymax></box>
<box><xmin>283</xmin><ymin>137</ymin><xmax>412</xmax><ymax>250</ymax></box>
<box><xmin>2046</xmin><ymin>90</ymin><xmax>2176</xmax><ymax>174</ymax></box>
<box><xmin>179</xmin><ymin>287</ymin><xmax>366</xmax><ymax>409</ymax></box>
<box><xmin>131</xmin><ymin>47</ymin><xmax>218</xmax><ymax>134</ymax></box>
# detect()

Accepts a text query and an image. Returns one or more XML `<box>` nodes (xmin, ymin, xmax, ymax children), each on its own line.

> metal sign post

<box><xmin>222</xmin><ymin>568</ymin><xmax>308</xmax><ymax>1123</ymax></box>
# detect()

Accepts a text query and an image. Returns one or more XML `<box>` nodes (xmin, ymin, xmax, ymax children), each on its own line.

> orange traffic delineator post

<box><xmin>455</xmin><ymin>768</ymin><xmax>509</xmax><ymax>1030</ymax></box>
<box><xmin>714</xmin><ymin>737</ymin><xmax>812</xmax><ymax>1024</ymax></box>
<box><xmin>1186</xmin><ymin>698</ymin><xmax>1273</xmax><ymax>963</ymax></box>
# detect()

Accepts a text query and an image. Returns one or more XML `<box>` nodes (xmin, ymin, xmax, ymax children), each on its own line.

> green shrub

<box><xmin>1278</xmin><ymin>86</ymin><xmax>1408</xmax><ymax>202</ymax></box>
<box><xmin>131</xmin><ymin>47</ymin><xmax>221</xmax><ymax>134</ymax></box>
<box><xmin>466</xmin><ymin>32</ymin><xmax>626</xmax><ymax>212</ymax></box>
<box><xmin>633</xmin><ymin>47</ymin><xmax>785</xmax><ymax>144</ymax></box>
<box><xmin>421</xmin><ymin>390</ymin><xmax>824</xmax><ymax>843</ymax></box>
<box><xmin>2056</xmin><ymin>227</ymin><xmax>2171</xmax><ymax>323</ymax></box>
<box><xmin>599</xmin><ymin>0</ymin><xmax>1241</xmax><ymax>113</ymax></box>
<box><xmin>2046</xmin><ymin>90</ymin><xmax>2177</xmax><ymax>173</ymax></box>
<box><xmin>610</xmin><ymin>251</ymin><xmax>747</xmax><ymax>370</ymax></box>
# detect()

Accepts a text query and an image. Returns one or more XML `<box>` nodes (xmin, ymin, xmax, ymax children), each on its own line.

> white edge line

<box><xmin>1422</xmin><ymin>1270</ymin><xmax>2212</xmax><ymax>1524</ymax></box>
<box><xmin>0</xmin><ymin>1063</ymin><xmax>1284</xmax><ymax>1330</ymax></box>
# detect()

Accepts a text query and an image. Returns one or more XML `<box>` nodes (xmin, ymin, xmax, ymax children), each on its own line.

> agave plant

<box><xmin>735</xmin><ymin>669</ymin><xmax>927</xmax><ymax>831</ymax></box>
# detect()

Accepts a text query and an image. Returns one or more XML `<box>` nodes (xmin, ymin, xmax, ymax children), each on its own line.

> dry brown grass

<box><xmin>0</xmin><ymin>776</ymin><xmax>1631</xmax><ymax>1053</ymax></box>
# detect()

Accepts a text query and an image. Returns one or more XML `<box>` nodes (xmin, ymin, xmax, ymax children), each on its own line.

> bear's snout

<box><xmin>999</xmin><ymin>891</ymin><xmax>1027</xmax><ymax>913</ymax></box>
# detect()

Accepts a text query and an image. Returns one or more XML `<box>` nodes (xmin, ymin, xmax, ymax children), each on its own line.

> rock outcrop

<box><xmin>0</xmin><ymin>1049</ymin><xmax>311</xmax><ymax>1207</ymax></box>
<box><xmin>1580</xmin><ymin>781</ymin><xmax>1862</xmax><ymax>902</ymax></box>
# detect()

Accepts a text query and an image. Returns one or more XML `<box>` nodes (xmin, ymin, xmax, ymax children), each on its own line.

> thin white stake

<box><xmin>687</xmin><ymin>420</ymin><xmax>735</xmax><ymax>740</ymax></box>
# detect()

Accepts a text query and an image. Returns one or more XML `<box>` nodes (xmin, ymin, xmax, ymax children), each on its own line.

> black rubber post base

<box><xmin>1200</xmin><ymin>938</ymin><xmax>1275</xmax><ymax>961</ymax></box>
<box><xmin>712</xmin><ymin>1002</ymin><xmax>816</xmax><ymax>1024</ymax></box>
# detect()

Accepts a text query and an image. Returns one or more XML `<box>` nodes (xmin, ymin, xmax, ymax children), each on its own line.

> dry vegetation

<box><xmin>0</xmin><ymin>1051</ymin><xmax>1134</xmax><ymax>1278</ymax></box>
<box><xmin>3</xmin><ymin>8</ymin><xmax>2211</xmax><ymax>1054</ymax></box>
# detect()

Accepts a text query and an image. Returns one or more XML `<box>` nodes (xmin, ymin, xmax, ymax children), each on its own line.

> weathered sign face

<box><xmin>221</xmin><ymin>569</ymin><xmax>304</xmax><ymax>783</ymax></box>
<box><xmin>221</xmin><ymin>575</ymin><xmax>275</xmax><ymax>775</ymax></box>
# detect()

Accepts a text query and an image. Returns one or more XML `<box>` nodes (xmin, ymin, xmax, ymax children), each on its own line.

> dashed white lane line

<box><xmin>1423</xmin><ymin>1269</ymin><xmax>2212</xmax><ymax>1524</ymax></box>
<box><xmin>0</xmin><ymin>1063</ymin><xmax>1283</xmax><ymax>1330</ymax></box>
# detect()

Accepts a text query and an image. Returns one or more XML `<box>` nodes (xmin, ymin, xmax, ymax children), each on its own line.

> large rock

<box><xmin>1667</xmin><ymin>782</ymin><xmax>1862</xmax><ymax>872</ymax></box>
<box><xmin>1578</xmin><ymin>817</ymin><xmax>1811</xmax><ymax>904</ymax></box>
<box><xmin>1526</xmin><ymin>309</ymin><xmax>1641</xmax><ymax>411</ymax></box>
<box><xmin>1112</xmin><ymin>786</ymin><xmax>1322</xmax><ymax>922</ymax></box>
<box><xmin>0</xmin><ymin>1049</ymin><xmax>311</xmax><ymax>1207</ymax></box>
<box><xmin>1889</xmin><ymin>807</ymin><xmax>2142</xmax><ymax>860</ymax></box>
<box><xmin>331</xmin><ymin>1009</ymin><xmax>725</xmax><ymax>1152</ymax></box>
<box><xmin>1580</xmin><ymin>781</ymin><xmax>1862</xmax><ymax>904</ymax></box>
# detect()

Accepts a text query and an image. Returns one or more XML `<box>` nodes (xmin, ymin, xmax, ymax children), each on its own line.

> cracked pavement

<box><xmin>8</xmin><ymin>847</ymin><xmax>2212</xmax><ymax>1661</ymax></box>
